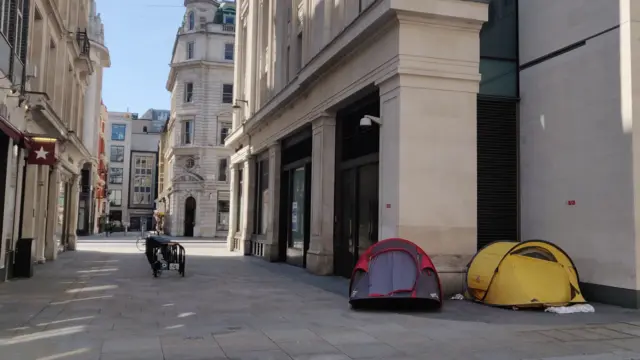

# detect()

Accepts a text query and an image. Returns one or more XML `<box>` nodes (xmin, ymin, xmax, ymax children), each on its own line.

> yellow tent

<box><xmin>466</xmin><ymin>240</ymin><xmax>586</xmax><ymax>307</ymax></box>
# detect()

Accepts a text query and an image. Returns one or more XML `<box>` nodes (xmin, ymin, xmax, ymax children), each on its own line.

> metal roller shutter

<box><xmin>477</xmin><ymin>95</ymin><xmax>518</xmax><ymax>249</ymax></box>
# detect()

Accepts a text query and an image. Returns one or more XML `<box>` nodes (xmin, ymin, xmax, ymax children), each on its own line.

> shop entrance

<box><xmin>334</xmin><ymin>92</ymin><xmax>381</xmax><ymax>278</ymax></box>
<box><xmin>278</xmin><ymin>126</ymin><xmax>312</xmax><ymax>267</ymax></box>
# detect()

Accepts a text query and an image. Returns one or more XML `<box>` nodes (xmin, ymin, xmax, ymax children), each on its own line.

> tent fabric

<box><xmin>466</xmin><ymin>239</ymin><xmax>586</xmax><ymax>307</ymax></box>
<box><xmin>349</xmin><ymin>238</ymin><xmax>442</xmax><ymax>308</ymax></box>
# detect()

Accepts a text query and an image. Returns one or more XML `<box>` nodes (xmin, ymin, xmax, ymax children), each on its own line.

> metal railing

<box><xmin>76</xmin><ymin>28</ymin><xmax>90</xmax><ymax>56</ymax></box>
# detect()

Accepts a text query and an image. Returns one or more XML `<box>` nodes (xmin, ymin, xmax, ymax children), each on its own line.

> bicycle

<box><xmin>136</xmin><ymin>236</ymin><xmax>146</xmax><ymax>252</ymax></box>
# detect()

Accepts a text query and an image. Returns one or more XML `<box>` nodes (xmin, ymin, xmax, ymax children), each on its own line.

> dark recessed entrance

<box><xmin>184</xmin><ymin>196</ymin><xmax>196</xmax><ymax>237</ymax></box>
<box><xmin>278</xmin><ymin>126</ymin><xmax>312</xmax><ymax>267</ymax></box>
<box><xmin>334</xmin><ymin>92</ymin><xmax>380</xmax><ymax>278</ymax></box>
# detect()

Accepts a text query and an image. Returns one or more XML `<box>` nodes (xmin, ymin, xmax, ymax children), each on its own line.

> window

<box><xmin>109</xmin><ymin>167</ymin><xmax>123</xmax><ymax>184</ymax></box>
<box><xmin>296</xmin><ymin>32</ymin><xmax>302</xmax><ymax>73</ymax></box>
<box><xmin>219</xmin><ymin>123</ymin><xmax>231</xmax><ymax>145</ymax></box>
<box><xmin>254</xmin><ymin>158</ymin><xmax>269</xmax><ymax>234</ymax></box>
<box><xmin>109</xmin><ymin>190</ymin><xmax>122</xmax><ymax>206</ymax></box>
<box><xmin>132</xmin><ymin>154</ymin><xmax>155</xmax><ymax>206</ymax></box>
<box><xmin>15</xmin><ymin>0</ymin><xmax>23</xmax><ymax>56</ymax></box>
<box><xmin>111</xmin><ymin>124</ymin><xmax>126</xmax><ymax>141</ymax></box>
<box><xmin>110</xmin><ymin>145</ymin><xmax>124</xmax><ymax>162</ymax></box>
<box><xmin>223</xmin><ymin>14</ymin><xmax>234</xmax><ymax>24</ymax></box>
<box><xmin>143</xmin><ymin>126</ymin><xmax>148</xmax><ymax>132</ymax></box>
<box><xmin>0</xmin><ymin>0</ymin><xmax>9</xmax><ymax>39</ymax></box>
<box><xmin>217</xmin><ymin>199</ymin><xmax>230</xmax><ymax>230</ymax></box>
<box><xmin>222</xmin><ymin>84</ymin><xmax>233</xmax><ymax>103</ymax></box>
<box><xmin>182</xmin><ymin>120</ymin><xmax>193</xmax><ymax>145</ymax></box>
<box><xmin>184</xmin><ymin>82</ymin><xmax>193</xmax><ymax>103</ymax></box>
<box><xmin>218</xmin><ymin>158</ymin><xmax>228</xmax><ymax>181</ymax></box>
<box><xmin>224</xmin><ymin>43</ymin><xmax>234</xmax><ymax>60</ymax></box>
<box><xmin>188</xmin><ymin>11</ymin><xmax>195</xmax><ymax>30</ymax></box>
<box><xmin>186</xmin><ymin>41</ymin><xmax>194</xmax><ymax>59</ymax></box>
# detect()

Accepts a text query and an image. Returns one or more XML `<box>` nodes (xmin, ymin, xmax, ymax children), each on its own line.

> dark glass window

<box><xmin>479</xmin><ymin>0</ymin><xmax>518</xmax><ymax>97</ymax></box>
<box><xmin>222</xmin><ymin>84</ymin><xmax>233</xmax><ymax>103</ymax></box>
<box><xmin>224</xmin><ymin>43</ymin><xmax>234</xmax><ymax>60</ymax></box>
<box><xmin>110</xmin><ymin>145</ymin><xmax>124</xmax><ymax>162</ymax></box>
<box><xmin>111</xmin><ymin>124</ymin><xmax>126</xmax><ymax>141</ymax></box>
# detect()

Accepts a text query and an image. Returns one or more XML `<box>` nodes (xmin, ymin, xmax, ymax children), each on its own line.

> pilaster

<box><xmin>264</xmin><ymin>142</ymin><xmax>281</xmax><ymax>261</ymax></box>
<box><xmin>226</xmin><ymin>164</ymin><xmax>238</xmax><ymax>251</ymax></box>
<box><xmin>377</xmin><ymin>70</ymin><xmax>480</xmax><ymax>295</ymax></box>
<box><xmin>240</xmin><ymin>157</ymin><xmax>256</xmax><ymax>255</ymax></box>
<box><xmin>21</xmin><ymin>165</ymin><xmax>38</xmax><ymax>239</ymax></box>
<box><xmin>67</xmin><ymin>175</ymin><xmax>80</xmax><ymax>251</ymax></box>
<box><xmin>35</xmin><ymin>168</ymin><xmax>49</xmax><ymax>263</ymax></box>
<box><xmin>45</xmin><ymin>166</ymin><xmax>60</xmax><ymax>260</ymax></box>
<box><xmin>307</xmin><ymin>114</ymin><xmax>335</xmax><ymax>275</ymax></box>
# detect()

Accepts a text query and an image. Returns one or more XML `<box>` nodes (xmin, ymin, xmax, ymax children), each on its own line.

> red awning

<box><xmin>0</xmin><ymin>115</ymin><xmax>30</xmax><ymax>149</ymax></box>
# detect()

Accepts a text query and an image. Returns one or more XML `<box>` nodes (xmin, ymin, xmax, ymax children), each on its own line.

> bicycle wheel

<box><xmin>136</xmin><ymin>237</ymin><xmax>145</xmax><ymax>252</ymax></box>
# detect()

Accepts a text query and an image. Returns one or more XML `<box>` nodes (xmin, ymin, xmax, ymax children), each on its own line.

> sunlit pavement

<box><xmin>1</xmin><ymin>238</ymin><xmax>640</xmax><ymax>359</ymax></box>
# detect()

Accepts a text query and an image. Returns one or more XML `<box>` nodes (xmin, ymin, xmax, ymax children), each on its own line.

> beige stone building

<box><xmin>156</xmin><ymin>0</ymin><xmax>235</xmax><ymax>237</ymax></box>
<box><xmin>0</xmin><ymin>0</ymin><xmax>105</xmax><ymax>277</ymax></box>
<box><xmin>225</xmin><ymin>0</ymin><xmax>488</xmax><ymax>292</ymax></box>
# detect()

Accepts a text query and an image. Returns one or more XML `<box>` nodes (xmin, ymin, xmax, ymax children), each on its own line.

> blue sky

<box><xmin>99</xmin><ymin>0</ymin><xmax>184</xmax><ymax>113</ymax></box>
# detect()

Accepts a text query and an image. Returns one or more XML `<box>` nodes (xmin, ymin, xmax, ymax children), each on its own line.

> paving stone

<box><xmin>292</xmin><ymin>355</ymin><xmax>351</xmax><ymax>360</ymax></box>
<box><xmin>318</xmin><ymin>330</ymin><xmax>378</xmax><ymax>345</ymax></box>
<box><xmin>277</xmin><ymin>339</ymin><xmax>341</xmax><ymax>356</ymax></box>
<box><xmin>335</xmin><ymin>342</ymin><xmax>402</xmax><ymax>358</ymax></box>
<box><xmin>101</xmin><ymin>336</ymin><xmax>162</xmax><ymax>355</ymax></box>
<box><xmin>226</xmin><ymin>349</ymin><xmax>292</xmax><ymax>360</ymax></box>
<box><xmin>264</xmin><ymin>328</ymin><xmax>321</xmax><ymax>342</ymax></box>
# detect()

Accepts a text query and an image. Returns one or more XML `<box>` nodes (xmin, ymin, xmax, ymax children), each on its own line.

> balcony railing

<box><xmin>222</xmin><ymin>24</ymin><xmax>235</xmax><ymax>32</ymax></box>
<box><xmin>76</xmin><ymin>28</ymin><xmax>90</xmax><ymax>56</ymax></box>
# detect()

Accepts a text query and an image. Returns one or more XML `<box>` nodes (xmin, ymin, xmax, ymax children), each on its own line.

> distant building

<box><xmin>156</xmin><ymin>0</ymin><xmax>235</xmax><ymax>237</ymax></box>
<box><xmin>106</xmin><ymin>111</ymin><xmax>167</xmax><ymax>231</ymax></box>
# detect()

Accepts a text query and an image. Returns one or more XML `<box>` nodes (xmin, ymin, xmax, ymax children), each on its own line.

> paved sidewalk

<box><xmin>0</xmin><ymin>237</ymin><xmax>640</xmax><ymax>359</ymax></box>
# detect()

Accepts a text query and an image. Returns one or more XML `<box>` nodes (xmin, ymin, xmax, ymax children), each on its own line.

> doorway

<box><xmin>278</xmin><ymin>127</ymin><xmax>312</xmax><ymax>267</ymax></box>
<box><xmin>283</xmin><ymin>163</ymin><xmax>311</xmax><ymax>267</ymax></box>
<box><xmin>335</xmin><ymin>160</ymin><xmax>379</xmax><ymax>277</ymax></box>
<box><xmin>333</xmin><ymin>91</ymin><xmax>380</xmax><ymax>278</ymax></box>
<box><xmin>184</xmin><ymin>196</ymin><xmax>196</xmax><ymax>237</ymax></box>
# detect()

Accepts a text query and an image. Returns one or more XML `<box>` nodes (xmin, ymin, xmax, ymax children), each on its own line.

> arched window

<box><xmin>188</xmin><ymin>11</ymin><xmax>195</xmax><ymax>30</ymax></box>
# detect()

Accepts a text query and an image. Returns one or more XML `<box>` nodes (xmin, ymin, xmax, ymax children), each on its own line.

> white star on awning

<box><xmin>35</xmin><ymin>146</ymin><xmax>48</xmax><ymax>159</ymax></box>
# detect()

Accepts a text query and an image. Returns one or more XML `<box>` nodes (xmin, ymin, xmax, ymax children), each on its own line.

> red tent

<box><xmin>349</xmin><ymin>238</ymin><xmax>442</xmax><ymax>309</ymax></box>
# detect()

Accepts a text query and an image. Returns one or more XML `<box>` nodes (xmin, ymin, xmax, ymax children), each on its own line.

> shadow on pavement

<box><xmin>0</xmin><ymin>241</ymin><xmax>639</xmax><ymax>359</ymax></box>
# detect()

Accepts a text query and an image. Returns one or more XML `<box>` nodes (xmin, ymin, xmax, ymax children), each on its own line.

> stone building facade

<box><xmin>0</xmin><ymin>0</ymin><xmax>105</xmax><ymax>275</ymax></box>
<box><xmin>226</xmin><ymin>0</ymin><xmax>488</xmax><ymax>292</ymax></box>
<box><xmin>157</xmin><ymin>0</ymin><xmax>235</xmax><ymax>237</ymax></box>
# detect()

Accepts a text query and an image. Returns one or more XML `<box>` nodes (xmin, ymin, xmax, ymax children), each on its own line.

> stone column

<box><xmin>20</xmin><ymin>165</ymin><xmax>38</xmax><ymax>239</ymax></box>
<box><xmin>264</xmin><ymin>143</ymin><xmax>281</xmax><ymax>261</ymax></box>
<box><xmin>307</xmin><ymin>115</ymin><xmax>336</xmax><ymax>275</ymax></box>
<box><xmin>240</xmin><ymin>157</ymin><xmax>256</xmax><ymax>255</ymax></box>
<box><xmin>45</xmin><ymin>165</ymin><xmax>60</xmax><ymax>260</ymax></box>
<box><xmin>376</xmin><ymin>72</ymin><xmax>480</xmax><ymax>293</ymax></box>
<box><xmin>226</xmin><ymin>164</ymin><xmax>238</xmax><ymax>251</ymax></box>
<box><xmin>66</xmin><ymin>175</ymin><xmax>80</xmax><ymax>251</ymax></box>
<box><xmin>35</xmin><ymin>167</ymin><xmax>49</xmax><ymax>263</ymax></box>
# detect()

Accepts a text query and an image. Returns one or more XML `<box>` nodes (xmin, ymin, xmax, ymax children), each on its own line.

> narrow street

<box><xmin>1</xmin><ymin>237</ymin><xmax>640</xmax><ymax>360</ymax></box>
